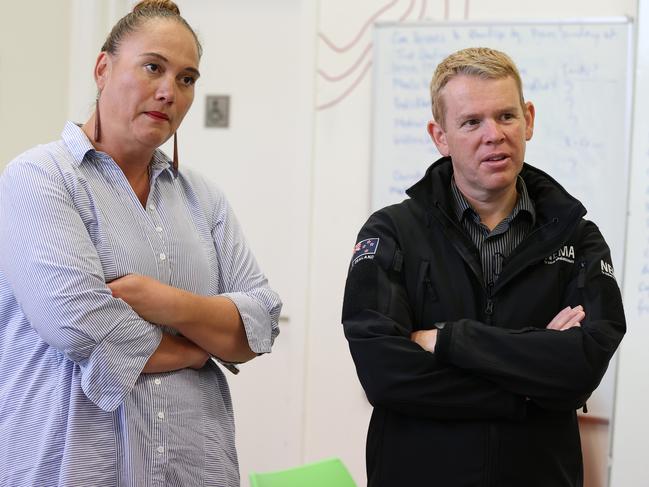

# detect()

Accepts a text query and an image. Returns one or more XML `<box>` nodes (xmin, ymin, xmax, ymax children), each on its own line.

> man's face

<box><xmin>428</xmin><ymin>75</ymin><xmax>535</xmax><ymax>202</ymax></box>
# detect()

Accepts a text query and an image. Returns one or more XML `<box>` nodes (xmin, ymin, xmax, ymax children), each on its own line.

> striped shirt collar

<box><xmin>451</xmin><ymin>175</ymin><xmax>536</xmax><ymax>227</ymax></box>
<box><xmin>61</xmin><ymin>121</ymin><xmax>176</xmax><ymax>178</ymax></box>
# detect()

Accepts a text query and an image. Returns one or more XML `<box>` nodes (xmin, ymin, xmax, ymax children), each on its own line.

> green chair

<box><xmin>249</xmin><ymin>457</ymin><xmax>357</xmax><ymax>487</ymax></box>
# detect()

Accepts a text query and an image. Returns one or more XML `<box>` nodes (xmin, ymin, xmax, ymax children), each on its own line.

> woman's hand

<box><xmin>109</xmin><ymin>275</ymin><xmax>214</xmax><ymax>373</ymax></box>
<box><xmin>143</xmin><ymin>333</ymin><xmax>211</xmax><ymax>373</ymax></box>
<box><xmin>108</xmin><ymin>274</ymin><xmax>180</xmax><ymax>325</ymax></box>
<box><xmin>109</xmin><ymin>273</ymin><xmax>255</xmax><ymax>363</ymax></box>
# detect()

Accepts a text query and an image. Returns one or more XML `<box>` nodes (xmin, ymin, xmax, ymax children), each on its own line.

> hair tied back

<box><xmin>133</xmin><ymin>0</ymin><xmax>180</xmax><ymax>15</ymax></box>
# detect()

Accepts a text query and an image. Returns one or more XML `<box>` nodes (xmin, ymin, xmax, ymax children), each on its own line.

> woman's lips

<box><xmin>145</xmin><ymin>111</ymin><xmax>169</xmax><ymax>121</ymax></box>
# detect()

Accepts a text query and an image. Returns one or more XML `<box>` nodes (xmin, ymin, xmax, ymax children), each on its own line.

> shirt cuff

<box><xmin>222</xmin><ymin>292</ymin><xmax>275</xmax><ymax>354</ymax></box>
<box><xmin>80</xmin><ymin>318</ymin><xmax>162</xmax><ymax>412</ymax></box>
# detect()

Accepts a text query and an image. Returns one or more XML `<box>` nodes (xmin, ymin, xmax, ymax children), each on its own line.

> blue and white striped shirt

<box><xmin>0</xmin><ymin>122</ymin><xmax>281</xmax><ymax>486</ymax></box>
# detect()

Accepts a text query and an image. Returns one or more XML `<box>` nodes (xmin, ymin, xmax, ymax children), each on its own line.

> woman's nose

<box><xmin>155</xmin><ymin>76</ymin><xmax>176</xmax><ymax>103</ymax></box>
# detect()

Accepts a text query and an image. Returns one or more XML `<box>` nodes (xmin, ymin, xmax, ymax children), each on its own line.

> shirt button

<box><xmin>154</xmin><ymin>378</ymin><xmax>161</xmax><ymax>385</ymax></box>
<box><xmin>157</xmin><ymin>446</ymin><xmax>165</xmax><ymax>454</ymax></box>
<box><xmin>156</xmin><ymin>226</ymin><xmax>163</xmax><ymax>232</ymax></box>
<box><xmin>149</xmin><ymin>204</ymin><xmax>156</xmax><ymax>211</ymax></box>
<box><xmin>157</xmin><ymin>411</ymin><xmax>165</xmax><ymax>420</ymax></box>
<box><xmin>159</xmin><ymin>253</ymin><xmax>166</xmax><ymax>261</ymax></box>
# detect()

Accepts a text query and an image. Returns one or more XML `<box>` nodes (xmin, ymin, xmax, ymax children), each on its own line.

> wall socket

<box><xmin>205</xmin><ymin>95</ymin><xmax>230</xmax><ymax>128</ymax></box>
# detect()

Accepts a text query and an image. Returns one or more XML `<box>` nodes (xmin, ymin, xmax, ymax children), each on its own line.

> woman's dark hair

<box><xmin>101</xmin><ymin>0</ymin><xmax>202</xmax><ymax>58</ymax></box>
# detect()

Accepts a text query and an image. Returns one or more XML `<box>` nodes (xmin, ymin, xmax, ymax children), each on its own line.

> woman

<box><xmin>0</xmin><ymin>1</ymin><xmax>281</xmax><ymax>485</ymax></box>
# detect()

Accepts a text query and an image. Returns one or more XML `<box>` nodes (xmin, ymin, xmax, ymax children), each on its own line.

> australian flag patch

<box><xmin>351</xmin><ymin>238</ymin><xmax>380</xmax><ymax>267</ymax></box>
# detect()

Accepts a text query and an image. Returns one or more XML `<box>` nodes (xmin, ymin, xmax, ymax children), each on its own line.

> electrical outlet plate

<box><xmin>205</xmin><ymin>95</ymin><xmax>230</xmax><ymax>128</ymax></box>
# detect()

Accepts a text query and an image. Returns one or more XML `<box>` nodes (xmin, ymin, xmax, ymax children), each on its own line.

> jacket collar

<box><xmin>405</xmin><ymin>156</ymin><xmax>586</xmax><ymax>231</ymax></box>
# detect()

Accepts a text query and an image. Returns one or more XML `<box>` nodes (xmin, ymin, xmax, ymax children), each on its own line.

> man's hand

<box><xmin>546</xmin><ymin>305</ymin><xmax>585</xmax><ymax>331</ymax></box>
<box><xmin>410</xmin><ymin>305</ymin><xmax>584</xmax><ymax>353</ymax></box>
<box><xmin>411</xmin><ymin>329</ymin><xmax>438</xmax><ymax>352</ymax></box>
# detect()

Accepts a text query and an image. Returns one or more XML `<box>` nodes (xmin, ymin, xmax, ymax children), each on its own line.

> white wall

<box><xmin>170</xmin><ymin>1</ymin><xmax>315</xmax><ymax>483</ymax></box>
<box><xmin>0</xmin><ymin>1</ymin><xmax>72</xmax><ymax>168</ymax></box>
<box><xmin>4</xmin><ymin>1</ymin><xmax>644</xmax><ymax>486</ymax></box>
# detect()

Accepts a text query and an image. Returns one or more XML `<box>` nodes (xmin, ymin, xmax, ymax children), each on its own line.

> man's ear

<box><xmin>524</xmin><ymin>101</ymin><xmax>535</xmax><ymax>141</ymax></box>
<box><xmin>427</xmin><ymin>119</ymin><xmax>450</xmax><ymax>156</ymax></box>
<box><xmin>94</xmin><ymin>52</ymin><xmax>111</xmax><ymax>91</ymax></box>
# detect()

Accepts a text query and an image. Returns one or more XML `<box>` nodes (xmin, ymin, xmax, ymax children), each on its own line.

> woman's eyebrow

<box><xmin>139</xmin><ymin>52</ymin><xmax>200</xmax><ymax>77</ymax></box>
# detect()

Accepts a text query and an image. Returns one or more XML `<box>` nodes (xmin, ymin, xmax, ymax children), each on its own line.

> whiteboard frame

<box><xmin>373</xmin><ymin>17</ymin><xmax>632</xmax><ymax>28</ymax></box>
<box><xmin>370</xmin><ymin>17</ymin><xmax>634</xmax><ymax>215</ymax></box>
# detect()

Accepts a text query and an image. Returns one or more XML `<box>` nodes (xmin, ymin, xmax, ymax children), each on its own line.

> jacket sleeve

<box><xmin>342</xmin><ymin>211</ymin><xmax>526</xmax><ymax>420</ymax></box>
<box><xmin>0</xmin><ymin>158</ymin><xmax>162</xmax><ymax>412</ymax></box>
<box><xmin>434</xmin><ymin>220</ymin><xmax>625</xmax><ymax>409</ymax></box>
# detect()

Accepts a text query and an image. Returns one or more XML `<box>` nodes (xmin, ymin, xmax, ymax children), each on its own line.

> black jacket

<box><xmin>342</xmin><ymin>158</ymin><xmax>625</xmax><ymax>487</ymax></box>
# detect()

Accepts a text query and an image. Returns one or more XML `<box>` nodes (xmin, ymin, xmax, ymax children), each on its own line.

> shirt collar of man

<box><xmin>450</xmin><ymin>174</ymin><xmax>536</xmax><ymax>228</ymax></box>
<box><xmin>62</xmin><ymin>121</ymin><xmax>176</xmax><ymax>179</ymax></box>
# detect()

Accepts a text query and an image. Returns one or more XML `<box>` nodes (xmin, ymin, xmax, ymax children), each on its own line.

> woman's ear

<box><xmin>94</xmin><ymin>52</ymin><xmax>111</xmax><ymax>91</ymax></box>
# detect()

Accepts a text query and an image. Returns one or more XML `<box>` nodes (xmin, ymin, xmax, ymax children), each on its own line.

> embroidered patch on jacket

<box><xmin>600</xmin><ymin>259</ymin><xmax>616</xmax><ymax>280</ymax></box>
<box><xmin>351</xmin><ymin>238</ymin><xmax>380</xmax><ymax>267</ymax></box>
<box><xmin>544</xmin><ymin>245</ymin><xmax>575</xmax><ymax>265</ymax></box>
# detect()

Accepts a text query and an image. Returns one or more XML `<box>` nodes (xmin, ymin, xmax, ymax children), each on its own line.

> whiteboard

<box><xmin>371</xmin><ymin>20</ymin><xmax>633</xmax><ymax>282</ymax></box>
<box><xmin>371</xmin><ymin>20</ymin><xmax>634</xmax><ymax>421</ymax></box>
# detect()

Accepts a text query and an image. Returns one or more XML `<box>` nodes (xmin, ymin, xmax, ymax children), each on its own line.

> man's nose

<box><xmin>482</xmin><ymin>119</ymin><xmax>505</xmax><ymax>144</ymax></box>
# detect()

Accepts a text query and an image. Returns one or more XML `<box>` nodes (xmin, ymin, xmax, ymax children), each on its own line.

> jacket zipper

<box><xmin>577</xmin><ymin>260</ymin><xmax>587</xmax><ymax>288</ymax></box>
<box><xmin>484</xmin><ymin>298</ymin><xmax>494</xmax><ymax>323</ymax></box>
<box><xmin>434</xmin><ymin>204</ymin><xmax>500</xmax><ymax>326</ymax></box>
<box><xmin>494</xmin><ymin>218</ymin><xmax>560</xmax><ymax>293</ymax></box>
<box><xmin>485</xmin><ymin>282</ymin><xmax>495</xmax><ymax>326</ymax></box>
<box><xmin>577</xmin><ymin>259</ymin><xmax>588</xmax><ymax>414</ymax></box>
<box><xmin>433</xmin><ymin>203</ymin><xmax>487</xmax><ymax>292</ymax></box>
<box><xmin>484</xmin><ymin>423</ymin><xmax>498</xmax><ymax>487</ymax></box>
<box><xmin>416</xmin><ymin>261</ymin><xmax>438</xmax><ymax>323</ymax></box>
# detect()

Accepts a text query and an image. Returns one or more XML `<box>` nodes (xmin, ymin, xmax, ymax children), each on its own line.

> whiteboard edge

<box><xmin>374</xmin><ymin>17</ymin><xmax>634</xmax><ymax>28</ymax></box>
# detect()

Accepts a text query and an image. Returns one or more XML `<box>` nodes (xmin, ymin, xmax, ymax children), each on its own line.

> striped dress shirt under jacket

<box><xmin>450</xmin><ymin>176</ymin><xmax>536</xmax><ymax>289</ymax></box>
<box><xmin>0</xmin><ymin>122</ymin><xmax>281</xmax><ymax>487</ymax></box>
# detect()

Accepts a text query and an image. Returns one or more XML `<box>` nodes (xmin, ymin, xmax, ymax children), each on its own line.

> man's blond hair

<box><xmin>430</xmin><ymin>47</ymin><xmax>525</xmax><ymax>128</ymax></box>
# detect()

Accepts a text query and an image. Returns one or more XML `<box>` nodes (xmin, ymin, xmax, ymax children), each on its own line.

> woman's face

<box><xmin>95</xmin><ymin>18</ymin><xmax>200</xmax><ymax>154</ymax></box>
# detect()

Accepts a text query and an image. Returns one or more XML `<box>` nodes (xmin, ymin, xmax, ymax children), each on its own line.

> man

<box><xmin>342</xmin><ymin>47</ymin><xmax>625</xmax><ymax>487</ymax></box>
